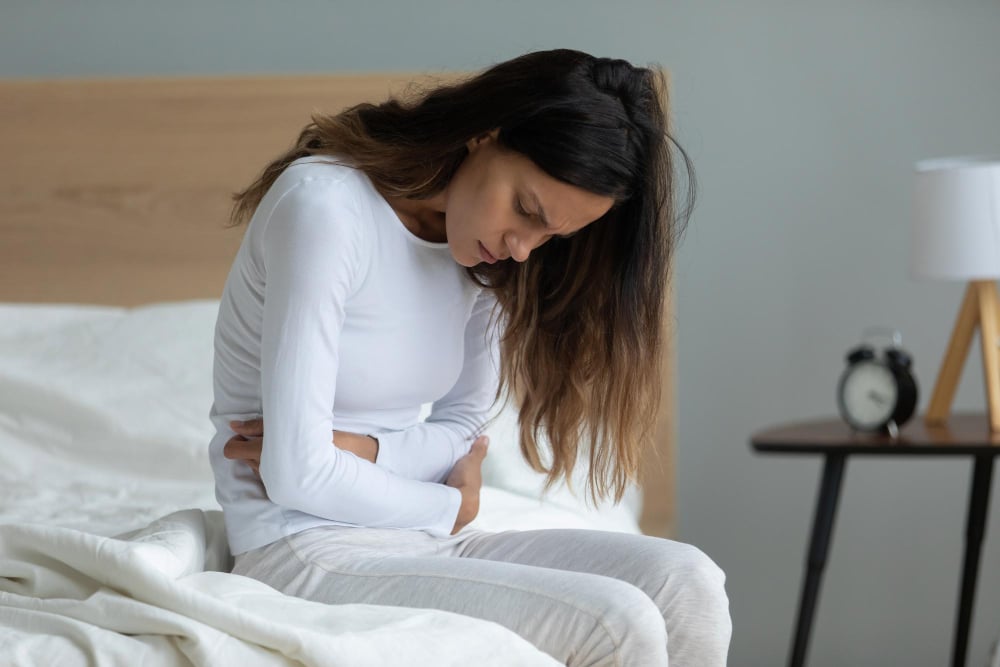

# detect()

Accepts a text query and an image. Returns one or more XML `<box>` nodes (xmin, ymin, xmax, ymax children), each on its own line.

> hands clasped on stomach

<box><xmin>224</xmin><ymin>419</ymin><xmax>489</xmax><ymax>535</ymax></box>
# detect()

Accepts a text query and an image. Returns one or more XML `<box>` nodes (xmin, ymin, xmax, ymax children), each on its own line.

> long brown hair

<box><xmin>228</xmin><ymin>49</ymin><xmax>695</xmax><ymax>505</ymax></box>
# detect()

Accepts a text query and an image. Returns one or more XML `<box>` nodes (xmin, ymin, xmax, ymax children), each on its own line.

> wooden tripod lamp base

<box><xmin>925</xmin><ymin>280</ymin><xmax>1000</xmax><ymax>432</ymax></box>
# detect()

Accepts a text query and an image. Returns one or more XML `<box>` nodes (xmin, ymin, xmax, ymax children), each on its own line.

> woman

<box><xmin>210</xmin><ymin>48</ymin><xmax>731</xmax><ymax>666</ymax></box>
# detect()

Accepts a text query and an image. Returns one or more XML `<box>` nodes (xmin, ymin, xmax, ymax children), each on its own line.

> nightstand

<box><xmin>750</xmin><ymin>412</ymin><xmax>999</xmax><ymax>667</ymax></box>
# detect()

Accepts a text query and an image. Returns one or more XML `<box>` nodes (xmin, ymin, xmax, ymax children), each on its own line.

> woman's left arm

<box><xmin>372</xmin><ymin>288</ymin><xmax>501</xmax><ymax>484</ymax></box>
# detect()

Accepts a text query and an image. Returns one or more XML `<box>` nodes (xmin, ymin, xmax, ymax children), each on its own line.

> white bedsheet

<box><xmin>0</xmin><ymin>300</ymin><xmax>641</xmax><ymax>665</ymax></box>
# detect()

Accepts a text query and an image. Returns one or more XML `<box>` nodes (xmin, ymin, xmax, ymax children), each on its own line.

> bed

<box><xmin>0</xmin><ymin>73</ymin><xmax>678</xmax><ymax>665</ymax></box>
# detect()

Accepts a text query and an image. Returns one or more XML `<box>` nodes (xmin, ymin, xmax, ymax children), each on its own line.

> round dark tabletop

<box><xmin>751</xmin><ymin>412</ymin><xmax>1000</xmax><ymax>455</ymax></box>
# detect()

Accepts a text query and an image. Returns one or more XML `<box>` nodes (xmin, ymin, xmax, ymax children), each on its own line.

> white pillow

<box><xmin>0</xmin><ymin>300</ymin><xmax>219</xmax><ymax>481</ymax></box>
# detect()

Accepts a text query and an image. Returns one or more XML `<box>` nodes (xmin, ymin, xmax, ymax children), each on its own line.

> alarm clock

<box><xmin>836</xmin><ymin>328</ymin><xmax>919</xmax><ymax>437</ymax></box>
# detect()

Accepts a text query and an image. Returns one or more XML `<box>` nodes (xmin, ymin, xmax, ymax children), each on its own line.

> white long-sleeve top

<box><xmin>208</xmin><ymin>156</ymin><xmax>501</xmax><ymax>556</ymax></box>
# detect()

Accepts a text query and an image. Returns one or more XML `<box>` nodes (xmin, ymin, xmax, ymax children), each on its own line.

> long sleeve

<box><xmin>257</xmin><ymin>176</ymin><xmax>461</xmax><ymax>536</ymax></box>
<box><xmin>373</xmin><ymin>288</ymin><xmax>502</xmax><ymax>483</ymax></box>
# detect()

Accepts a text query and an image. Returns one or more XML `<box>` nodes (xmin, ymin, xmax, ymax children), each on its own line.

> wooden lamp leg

<box><xmin>977</xmin><ymin>281</ymin><xmax>1000</xmax><ymax>431</ymax></box>
<box><xmin>925</xmin><ymin>280</ymin><xmax>1000</xmax><ymax>432</ymax></box>
<box><xmin>925</xmin><ymin>281</ymin><xmax>980</xmax><ymax>426</ymax></box>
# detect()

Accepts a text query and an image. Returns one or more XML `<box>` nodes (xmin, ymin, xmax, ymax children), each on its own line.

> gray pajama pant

<box><xmin>231</xmin><ymin>524</ymin><xmax>732</xmax><ymax>666</ymax></box>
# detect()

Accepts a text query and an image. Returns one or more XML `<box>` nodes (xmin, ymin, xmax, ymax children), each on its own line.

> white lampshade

<box><xmin>910</xmin><ymin>155</ymin><xmax>1000</xmax><ymax>281</ymax></box>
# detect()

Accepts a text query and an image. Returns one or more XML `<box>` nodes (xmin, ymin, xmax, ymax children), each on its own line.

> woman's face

<box><xmin>443</xmin><ymin>129</ymin><xmax>616</xmax><ymax>268</ymax></box>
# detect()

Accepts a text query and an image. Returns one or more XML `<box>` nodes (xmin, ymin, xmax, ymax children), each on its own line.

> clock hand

<box><xmin>867</xmin><ymin>390</ymin><xmax>887</xmax><ymax>405</ymax></box>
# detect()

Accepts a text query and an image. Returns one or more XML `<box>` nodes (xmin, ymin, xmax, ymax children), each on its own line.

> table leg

<box><xmin>788</xmin><ymin>453</ymin><xmax>847</xmax><ymax>667</ymax></box>
<box><xmin>951</xmin><ymin>455</ymin><xmax>995</xmax><ymax>667</ymax></box>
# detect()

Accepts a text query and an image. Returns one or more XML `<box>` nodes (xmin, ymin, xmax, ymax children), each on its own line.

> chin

<box><xmin>449</xmin><ymin>246</ymin><xmax>475</xmax><ymax>268</ymax></box>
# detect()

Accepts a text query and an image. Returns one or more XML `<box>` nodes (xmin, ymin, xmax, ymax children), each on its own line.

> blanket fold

<box><xmin>0</xmin><ymin>509</ymin><xmax>560</xmax><ymax>666</ymax></box>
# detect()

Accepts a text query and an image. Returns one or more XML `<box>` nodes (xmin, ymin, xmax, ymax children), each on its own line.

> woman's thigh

<box><xmin>232</xmin><ymin>526</ymin><xmax>668</xmax><ymax>667</ymax></box>
<box><xmin>456</xmin><ymin>528</ymin><xmax>732</xmax><ymax>667</ymax></box>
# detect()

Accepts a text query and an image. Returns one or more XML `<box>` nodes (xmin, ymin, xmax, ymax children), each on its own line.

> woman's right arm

<box><xmin>255</xmin><ymin>176</ymin><xmax>462</xmax><ymax>536</ymax></box>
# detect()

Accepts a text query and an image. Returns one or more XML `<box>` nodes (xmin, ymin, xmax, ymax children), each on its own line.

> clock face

<box><xmin>839</xmin><ymin>361</ymin><xmax>898</xmax><ymax>429</ymax></box>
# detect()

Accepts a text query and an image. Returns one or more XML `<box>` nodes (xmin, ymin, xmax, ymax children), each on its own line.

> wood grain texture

<box><xmin>0</xmin><ymin>73</ymin><xmax>676</xmax><ymax>538</ymax></box>
<box><xmin>926</xmin><ymin>282</ymin><xmax>980</xmax><ymax>424</ymax></box>
<box><xmin>639</xmin><ymin>292</ymin><xmax>677</xmax><ymax>538</ymax></box>
<box><xmin>751</xmin><ymin>412</ymin><xmax>1000</xmax><ymax>454</ymax></box>
<box><xmin>0</xmin><ymin>74</ymin><xmax>462</xmax><ymax>305</ymax></box>
<box><xmin>976</xmin><ymin>281</ymin><xmax>1000</xmax><ymax>431</ymax></box>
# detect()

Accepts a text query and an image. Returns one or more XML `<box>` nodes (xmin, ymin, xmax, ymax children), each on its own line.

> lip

<box><xmin>478</xmin><ymin>241</ymin><xmax>498</xmax><ymax>264</ymax></box>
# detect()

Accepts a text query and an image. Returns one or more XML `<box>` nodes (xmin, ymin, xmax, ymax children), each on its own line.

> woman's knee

<box><xmin>643</xmin><ymin>541</ymin><xmax>730</xmax><ymax>614</ymax></box>
<box><xmin>678</xmin><ymin>543</ymin><xmax>727</xmax><ymax>593</ymax></box>
<box><xmin>651</xmin><ymin>542</ymin><xmax>733</xmax><ymax>665</ymax></box>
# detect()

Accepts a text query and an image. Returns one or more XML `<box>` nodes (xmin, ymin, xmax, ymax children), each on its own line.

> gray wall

<box><xmin>5</xmin><ymin>2</ymin><xmax>999</xmax><ymax>665</ymax></box>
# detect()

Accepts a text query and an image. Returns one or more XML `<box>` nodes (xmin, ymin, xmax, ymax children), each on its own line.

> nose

<box><xmin>504</xmin><ymin>230</ymin><xmax>546</xmax><ymax>263</ymax></box>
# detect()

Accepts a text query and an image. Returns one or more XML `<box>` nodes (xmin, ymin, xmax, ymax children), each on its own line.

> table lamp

<box><xmin>910</xmin><ymin>155</ymin><xmax>1000</xmax><ymax>431</ymax></box>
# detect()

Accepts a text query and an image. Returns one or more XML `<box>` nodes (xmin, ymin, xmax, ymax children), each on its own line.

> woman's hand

<box><xmin>224</xmin><ymin>419</ymin><xmax>265</xmax><ymax>477</ymax></box>
<box><xmin>445</xmin><ymin>436</ymin><xmax>489</xmax><ymax>535</ymax></box>
<box><xmin>224</xmin><ymin>426</ymin><xmax>264</xmax><ymax>477</ymax></box>
<box><xmin>224</xmin><ymin>418</ymin><xmax>488</xmax><ymax>534</ymax></box>
<box><xmin>224</xmin><ymin>418</ymin><xmax>380</xmax><ymax>477</ymax></box>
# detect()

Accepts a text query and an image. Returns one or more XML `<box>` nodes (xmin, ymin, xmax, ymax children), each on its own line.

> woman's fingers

<box><xmin>223</xmin><ymin>434</ymin><xmax>263</xmax><ymax>461</ymax></box>
<box><xmin>225</xmin><ymin>425</ymin><xmax>264</xmax><ymax>479</ymax></box>
<box><xmin>469</xmin><ymin>435</ymin><xmax>490</xmax><ymax>458</ymax></box>
<box><xmin>229</xmin><ymin>418</ymin><xmax>265</xmax><ymax>437</ymax></box>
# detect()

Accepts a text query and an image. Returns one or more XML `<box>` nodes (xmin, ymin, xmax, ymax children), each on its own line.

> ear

<box><xmin>465</xmin><ymin>127</ymin><xmax>500</xmax><ymax>151</ymax></box>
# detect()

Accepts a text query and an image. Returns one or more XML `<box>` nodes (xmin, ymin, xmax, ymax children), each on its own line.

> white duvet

<box><xmin>0</xmin><ymin>510</ymin><xmax>560</xmax><ymax>666</ymax></box>
<box><xmin>0</xmin><ymin>300</ymin><xmax>641</xmax><ymax>666</ymax></box>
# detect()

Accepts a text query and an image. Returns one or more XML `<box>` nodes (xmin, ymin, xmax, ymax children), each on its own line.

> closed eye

<box><xmin>515</xmin><ymin>198</ymin><xmax>578</xmax><ymax>240</ymax></box>
<box><xmin>514</xmin><ymin>198</ymin><xmax>532</xmax><ymax>218</ymax></box>
<box><xmin>514</xmin><ymin>198</ymin><xmax>547</xmax><ymax>230</ymax></box>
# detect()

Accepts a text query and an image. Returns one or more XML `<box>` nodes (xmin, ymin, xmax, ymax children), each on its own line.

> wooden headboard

<box><xmin>0</xmin><ymin>73</ymin><xmax>676</xmax><ymax>538</ymax></box>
